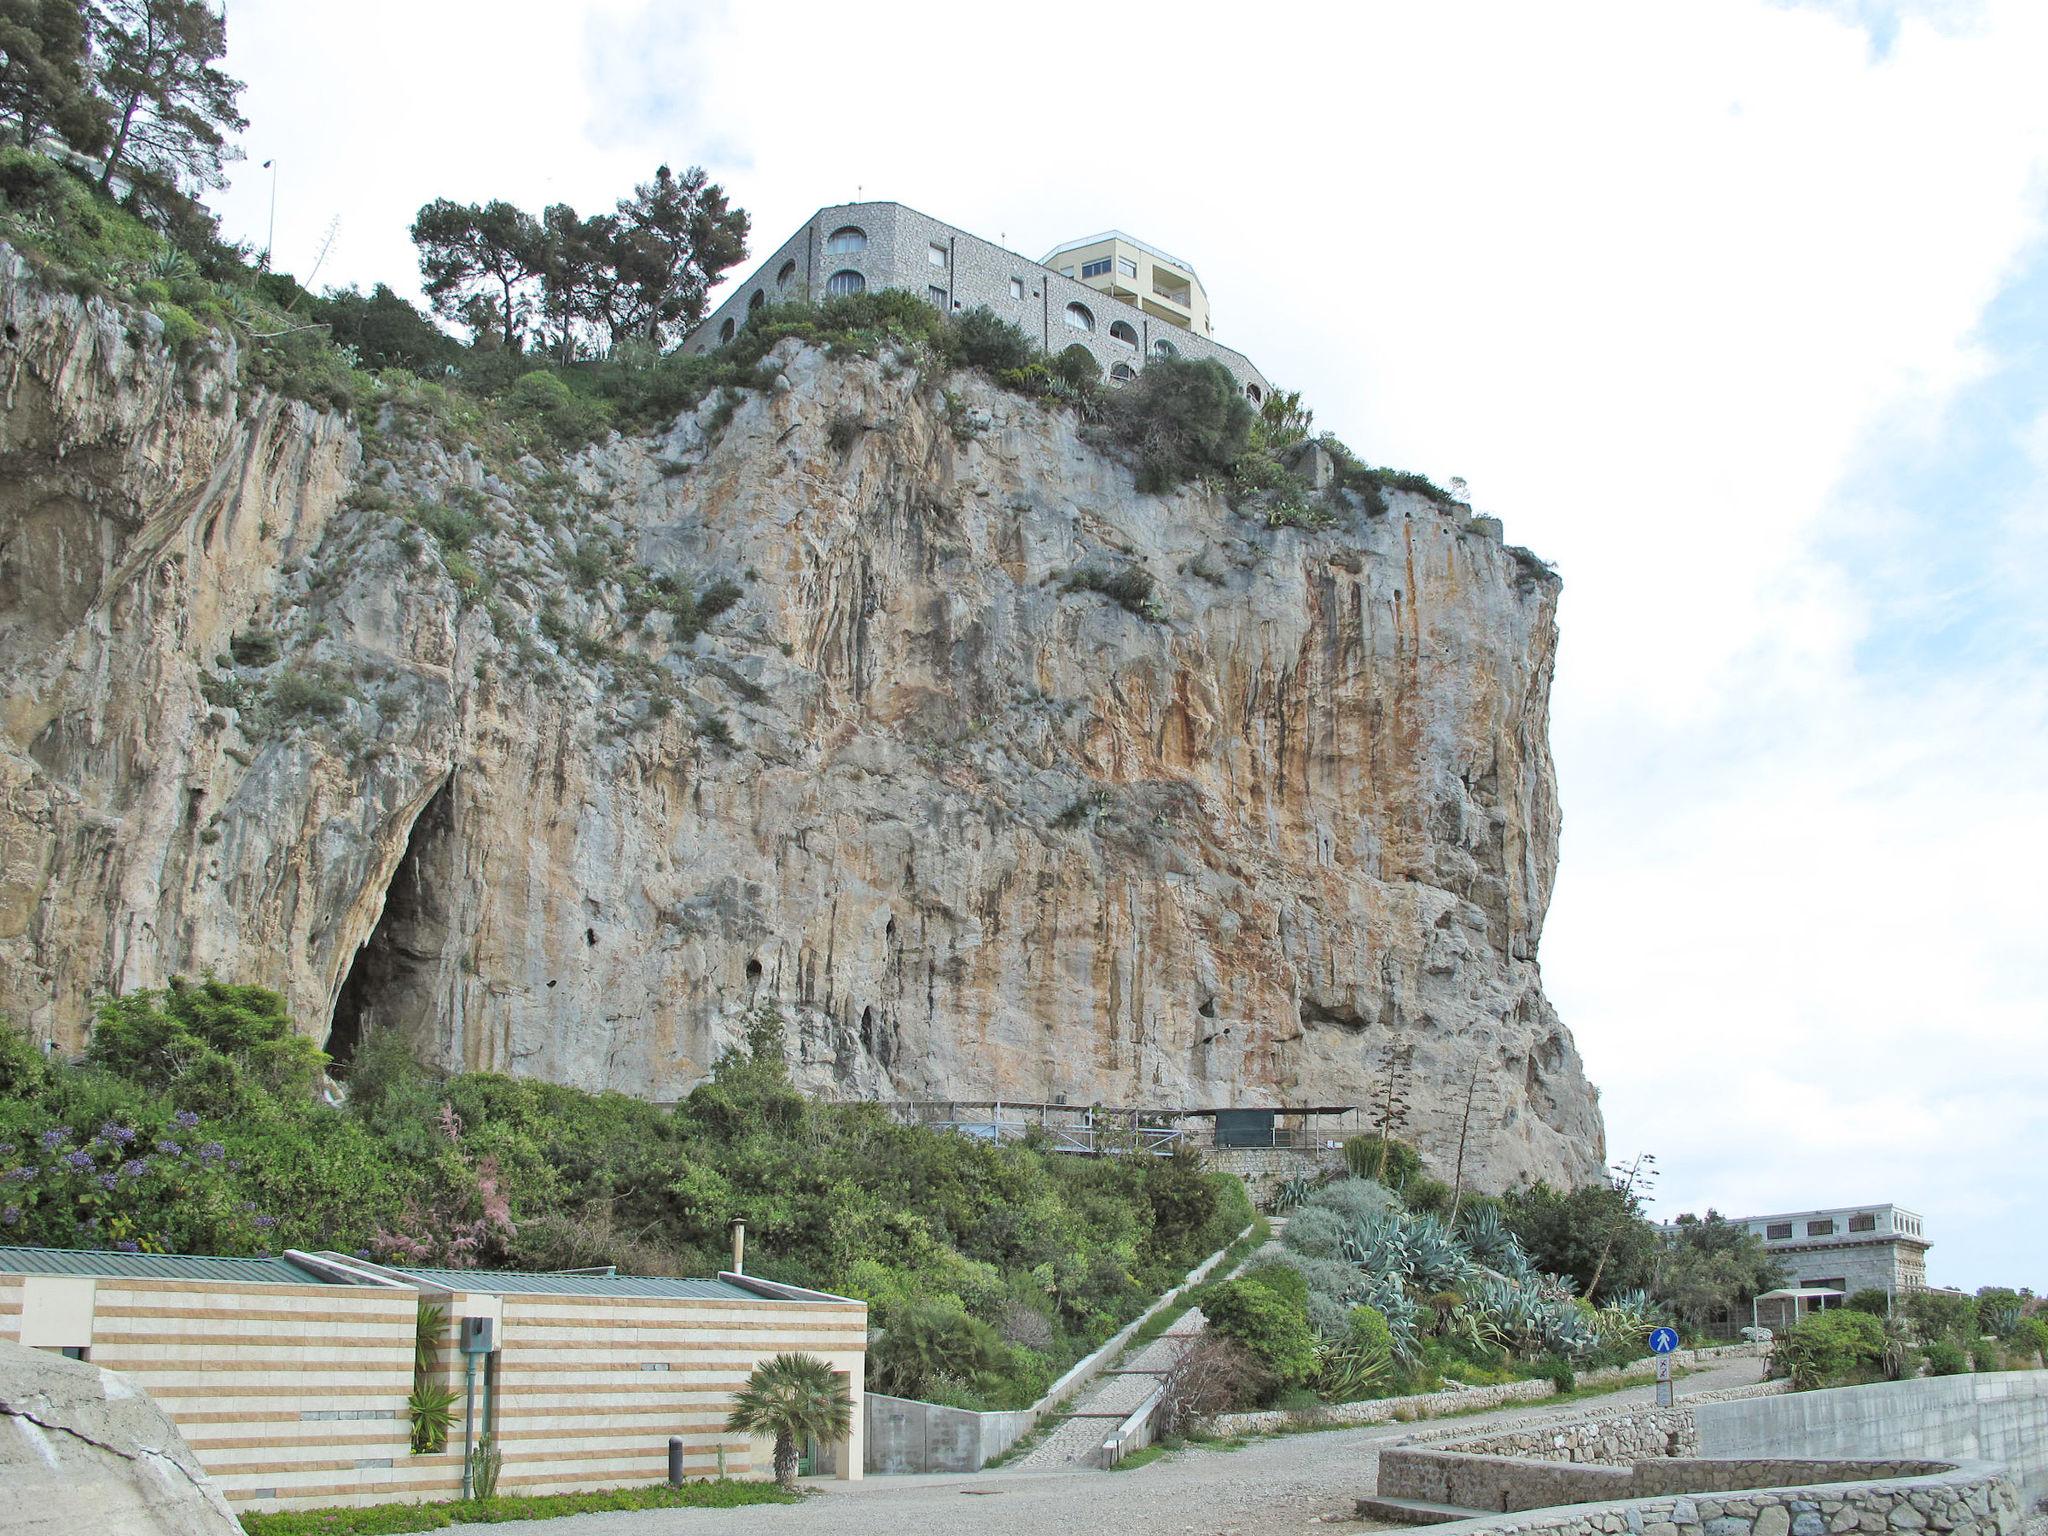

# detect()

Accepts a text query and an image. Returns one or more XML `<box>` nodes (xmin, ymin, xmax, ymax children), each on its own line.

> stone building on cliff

<box><xmin>682</xmin><ymin>200</ymin><xmax>1271</xmax><ymax>400</ymax></box>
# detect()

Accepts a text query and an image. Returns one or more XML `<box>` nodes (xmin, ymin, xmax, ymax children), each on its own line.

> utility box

<box><xmin>459</xmin><ymin>1315</ymin><xmax>496</xmax><ymax>1355</ymax></box>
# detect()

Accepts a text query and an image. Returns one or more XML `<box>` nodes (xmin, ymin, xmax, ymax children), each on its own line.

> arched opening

<box><xmin>1246</xmin><ymin>382</ymin><xmax>1263</xmax><ymax>404</ymax></box>
<box><xmin>826</xmin><ymin>269</ymin><xmax>866</xmax><ymax>297</ymax></box>
<box><xmin>776</xmin><ymin>259</ymin><xmax>797</xmax><ymax>286</ymax></box>
<box><xmin>1151</xmin><ymin>337</ymin><xmax>1177</xmax><ymax>358</ymax></box>
<box><xmin>326</xmin><ymin>777</ymin><xmax>456</xmax><ymax>1074</ymax></box>
<box><xmin>748</xmin><ymin>289</ymin><xmax>765</xmax><ymax>312</ymax></box>
<box><xmin>825</xmin><ymin>225</ymin><xmax>867</xmax><ymax>254</ymax></box>
<box><xmin>719</xmin><ymin>317</ymin><xmax>735</xmax><ymax>342</ymax></box>
<box><xmin>1063</xmin><ymin>301</ymin><xmax>1094</xmax><ymax>333</ymax></box>
<box><xmin>1107</xmin><ymin>320</ymin><xmax>1137</xmax><ymax>349</ymax></box>
<box><xmin>745</xmin><ymin>956</ymin><xmax>763</xmax><ymax>980</ymax></box>
<box><xmin>1110</xmin><ymin>362</ymin><xmax>1137</xmax><ymax>384</ymax></box>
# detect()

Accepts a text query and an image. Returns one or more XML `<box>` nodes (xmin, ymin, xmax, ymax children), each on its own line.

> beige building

<box><xmin>1040</xmin><ymin>231</ymin><xmax>1214</xmax><ymax>338</ymax></box>
<box><xmin>0</xmin><ymin>1244</ymin><xmax>865</xmax><ymax>1513</ymax></box>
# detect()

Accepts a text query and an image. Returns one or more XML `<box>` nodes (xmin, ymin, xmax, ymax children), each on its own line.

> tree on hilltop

<box><xmin>608</xmin><ymin>163</ymin><xmax>747</xmax><ymax>346</ymax></box>
<box><xmin>0</xmin><ymin>0</ymin><xmax>106</xmax><ymax>152</ymax></box>
<box><xmin>92</xmin><ymin>0</ymin><xmax>245</xmax><ymax>197</ymax></box>
<box><xmin>411</xmin><ymin>197</ymin><xmax>546</xmax><ymax>351</ymax></box>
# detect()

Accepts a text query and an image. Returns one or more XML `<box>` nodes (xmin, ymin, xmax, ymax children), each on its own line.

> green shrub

<box><xmin>1347</xmin><ymin>1304</ymin><xmax>1395</xmax><ymax>1356</ymax></box>
<box><xmin>953</xmin><ymin>306</ymin><xmax>1034</xmax><ymax>373</ymax></box>
<box><xmin>1198</xmin><ymin>1275</ymin><xmax>1319</xmax><ymax>1388</ymax></box>
<box><xmin>1062</xmin><ymin>564</ymin><xmax>1159</xmax><ymax>620</ymax></box>
<box><xmin>1106</xmin><ymin>356</ymin><xmax>1254</xmax><ymax>495</ymax></box>
<box><xmin>153</xmin><ymin>302</ymin><xmax>203</xmax><ymax>351</ymax></box>
<box><xmin>1923</xmin><ymin>1339</ymin><xmax>1969</xmax><ymax>1376</ymax></box>
<box><xmin>1773</xmin><ymin>1309</ymin><xmax>1887</xmax><ymax>1390</ymax></box>
<box><xmin>1845</xmin><ymin>1289</ymin><xmax>1891</xmax><ymax>1316</ymax></box>
<box><xmin>1052</xmin><ymin>343</ymin><xmax>1101</xmax><ymax>389</ymax></box>
<box><xmin>1343</xmin><ymin>1135</ymin><xmax>1422</xmax><ymax>1186</ymax></box>
<box><xmin>267</xmin><ymin>669</ymin><xmax>353</xmax><ymax>722</ymax></box>
<box><xmin>229</xmin><ymin>630</ymin><xmax>280</xmax><ymax>667</ymax></box>
<box><xmin>2009</xmin><ymin>1316</ymin><xmax>2048</xmax><ymax>1365</ymax></box>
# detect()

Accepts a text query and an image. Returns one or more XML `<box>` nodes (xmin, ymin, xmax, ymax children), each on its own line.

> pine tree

<box><xmin>0</xmin><ymin>0</ymin><xmax>105</xmax><ymax>152</ymax></box>
<box><xmin>92</xmin><ymin>0</ymin><xmax>245</xmax><ymax>197</ymax></box>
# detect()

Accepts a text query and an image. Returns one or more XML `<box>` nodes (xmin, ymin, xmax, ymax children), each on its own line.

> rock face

<box><xmin>0</xmin><ymin>246</ymin><xmax>1605</xmax><ymax>1189</ymax></box>
<box><xmin>0</xmin><ymin>1339</ymin><xmax>242</xmax><ymax>1536</ymax></box>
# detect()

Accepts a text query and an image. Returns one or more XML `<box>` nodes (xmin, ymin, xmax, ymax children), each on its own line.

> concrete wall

<box><xmin>1696</xmin><ymin>1372</ymin><xmax>2048</xmax><ymax>1505</ymax></box>
<box><xmin>863</xmin><ymin>1393</ymin><xmax>1032</xmax><ymax>1474</ymax></box>
<box><xmin>685</xmin><ymin>201</ymin><xmax>1271</xmax><ymax>401</ymax></box>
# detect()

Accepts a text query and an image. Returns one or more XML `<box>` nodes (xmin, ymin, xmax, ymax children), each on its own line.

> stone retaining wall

<box><xmin>1380</xmin><ymin>1441</ymin><xmax>1954</xmax><ymax>1514</ymax></box>
<box><xmin>1207</xmin><ymin>1345</ymin><xmax>1774</xmax><ymax>1438</ymax></box>
<box><xmin>1404</xmin><ymin>1462</ymin><xmax>2024</xmax><ymax>1536</ymax></box>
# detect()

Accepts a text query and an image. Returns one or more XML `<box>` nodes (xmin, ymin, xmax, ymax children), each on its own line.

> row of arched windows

<box><xmin>714</xmin><ymin>223</ymin><xmax>1266</xmax><ymax>404</ymax></box>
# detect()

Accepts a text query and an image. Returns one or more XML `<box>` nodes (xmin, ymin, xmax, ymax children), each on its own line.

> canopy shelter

<box><xmin>1753</xmin><ymin>1285</ymin><xmax>1845</xmax><ymax>1332</ymax></box>
<box><xmin>878</xmin><ymin>1101</ymin><xmax>1363</xmax><ymax>1155</ymax></box>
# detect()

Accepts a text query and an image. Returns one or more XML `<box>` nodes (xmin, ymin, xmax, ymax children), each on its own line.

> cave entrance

<box><xmin>326</xmin><ymin>776</ymin><xmax>456</xmax><ymax>1074</ymax></box>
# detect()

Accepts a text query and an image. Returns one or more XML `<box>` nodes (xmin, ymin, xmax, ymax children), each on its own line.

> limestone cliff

<box><xmin>0</xmin><ymin>247</ymin><xmax>1605</xmax><ymax>1189</ymax></box>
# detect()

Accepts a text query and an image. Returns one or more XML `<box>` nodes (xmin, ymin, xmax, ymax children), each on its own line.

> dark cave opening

<box><xmin>326</xmin><ymin>777</ymin><xmax>455</xmax><ymax>1073</ymax></box>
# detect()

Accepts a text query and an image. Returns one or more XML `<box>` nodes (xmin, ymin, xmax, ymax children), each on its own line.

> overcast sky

<box><xmin>211</xmin><ymin>0</ymin><xmax>2046</xmax><ymax>1289</ymax></box>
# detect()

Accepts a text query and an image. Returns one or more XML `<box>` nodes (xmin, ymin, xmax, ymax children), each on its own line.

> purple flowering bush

<box><xmin>0</xmin><ymin>1113</ymin><xmax>269</xmax><ymax>1253</ymax></box>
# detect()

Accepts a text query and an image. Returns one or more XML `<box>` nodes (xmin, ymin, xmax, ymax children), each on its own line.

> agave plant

<box><xmin>1272</xmin><ymin>1172</ymin><xmax>1320</xmax><ymax>1212</ymax></box>
<box><xmin>145</xmin><ymin>246</ymin><xmax>200</xmax><ymax>283</ymax></box>
<box><xmin>1406</xmin><ymin>1215</ymin><xmax>1479</xmax><ymax>1294</ymax></box>
<box><xmin>1314</xmin><ymin>1336</ymin><xmax>1394</xmax><ymax>1402</ymax></box>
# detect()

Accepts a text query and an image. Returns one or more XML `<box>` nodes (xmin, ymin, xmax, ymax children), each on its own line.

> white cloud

<box><xmin>210</xmin><ymin>0</ymin><xmax>2048</xmax><ymax>1286</ymax></box>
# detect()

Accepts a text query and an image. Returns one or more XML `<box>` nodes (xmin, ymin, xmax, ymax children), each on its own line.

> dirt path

<box><xmin>480</xmin><ymin>1356</ymin><xmax>1771</xmax><ymax>1536</ymax></box>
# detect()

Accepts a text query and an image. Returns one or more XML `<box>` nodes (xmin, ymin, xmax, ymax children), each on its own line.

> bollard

<box><xmin>668</xmin><ymin>1435</ymin><xmax>685</xmax><ymax>1486</ymax></box>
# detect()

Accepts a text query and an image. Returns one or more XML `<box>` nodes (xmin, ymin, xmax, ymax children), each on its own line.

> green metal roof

<box><xmin>0</xmin><ymin>1245</ymin><xmax>350</xmax><ymax>1285</ymax></box>
<box><xmin>390</xmin><ymin>1266</ymin><xmax>763</xmax><ymax>1300</ymax></box>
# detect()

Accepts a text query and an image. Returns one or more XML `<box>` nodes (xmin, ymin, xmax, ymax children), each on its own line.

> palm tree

<box><xmin>724</xmin><ymin>1353</ymin><xmax>853</xmax><ymax>1493</ymax></box>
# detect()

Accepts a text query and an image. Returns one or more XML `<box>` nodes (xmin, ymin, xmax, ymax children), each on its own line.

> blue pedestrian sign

<box><xmin>1648</xmin><ymin>1327</ymin><xmax>1680</xmax><ymax>1354</ymax></box>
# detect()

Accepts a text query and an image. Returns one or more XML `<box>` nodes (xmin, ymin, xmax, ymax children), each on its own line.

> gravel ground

<box><xmin>476</xmin><ymin>1356</ymin><xmax>1771</xmax><ymax>1536</ymax></box>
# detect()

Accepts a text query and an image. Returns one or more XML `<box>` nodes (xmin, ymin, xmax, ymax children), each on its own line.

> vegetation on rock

<box><xmin>0</xmin><ymin>995</ymin><xmax>1251</xmax><ymax>1412</ymax></box>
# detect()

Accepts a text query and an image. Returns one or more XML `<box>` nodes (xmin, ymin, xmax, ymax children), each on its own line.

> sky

<box><xmin>209</xmin><ymin>0</ymin><xmax>2047</xmax><ymax>1290</ymax></box>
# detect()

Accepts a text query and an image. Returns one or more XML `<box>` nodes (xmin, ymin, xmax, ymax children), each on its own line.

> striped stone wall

<box><xmin>0</xmin><ymin>1268</ymin><xmax>866</xmax><ymax>1512</ymax></box>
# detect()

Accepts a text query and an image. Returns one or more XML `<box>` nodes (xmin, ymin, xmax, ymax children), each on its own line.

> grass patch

<box><xmin>236</xmin><ymin>1479</ymin><xmax>795</xmax><ymax>1534</ymax></box>
<box><xmin>1106</xmin><ymin>1443</ymin><xmax>1169</xmax><ymax>1472</ymax></box>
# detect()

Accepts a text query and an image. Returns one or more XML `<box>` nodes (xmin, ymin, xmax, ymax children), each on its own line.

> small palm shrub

<box><xmin>407</xmin><ymin>1380</ymin><xmax>458</xmax><ymax>1454</ymax></box>
<box><xmin>725</xmin><ymin>1353</ymin><xmax>853</xmax><ymax>1493</ymax></box>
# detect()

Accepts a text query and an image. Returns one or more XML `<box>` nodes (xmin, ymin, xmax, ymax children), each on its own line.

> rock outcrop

<box><xmin>0</xmin><ymin>247</ymin><xmax>1605</xmax><ymax>1189</ymax></box>
<box><xmin>0</xmin><ymin>1338</ymin><xmax>242</xmax><ymax>1536</ymax></box>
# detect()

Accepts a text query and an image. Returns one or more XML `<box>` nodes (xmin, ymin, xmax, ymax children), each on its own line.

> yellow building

<box><xmin>1039</xmin><ymin>231</ymin><xmax>1214</xmax><ymax>338</ymax></box>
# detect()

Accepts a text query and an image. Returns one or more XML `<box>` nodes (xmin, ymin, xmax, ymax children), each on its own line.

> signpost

<box><xmin>1649</xmin><ymin>1327</ymin><xmax>1679</xmax><ymax>1407</ymax></box>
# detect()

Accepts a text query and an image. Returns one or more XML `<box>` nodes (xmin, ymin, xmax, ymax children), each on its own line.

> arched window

<box><xmin>719</xmin><ymin>317</ymin><xmax>735</xmax><ymax>342</ymax></box>
<box><xmin>1108</xmin><ymin>320</ymin><xmax>1138</xmax><ymax>349</ymax></box>
<box><xmin>776</xmin><ymin>259</ymin><xmax>797</xmax><ymax>286</ymax></box>
<box><xmin>1151</xmin><ymin>337</ymin><xmax>1177</xmax><ymax>358</ymax></box>
<box><xmin>826</xmin><ymin>269</ymin><xmax>866</xmax><ymax>297</ymax></box>
<box><xmin>1063</xmin><ymin>302</ymin><xmax>1094</xmax><ymax>333</ymax></box>
<box><xmin>825</xmin><ymin>225</ymin><xmax>867</xmax><ymax>254</ymax></box>
<box><xmin>1110</xmin><ymin>362</ymin><xmax>1137</xmax><ymax>384</ymax></box>
<box><xmin>748</xmin><ymin>290</ymin><xmax>766</xmax><ymax>311</ymax></box>
<box><xmin>1246</xmin><ymin>383</ymin><xmax>1263</xmax><ymax>403</ymax></box>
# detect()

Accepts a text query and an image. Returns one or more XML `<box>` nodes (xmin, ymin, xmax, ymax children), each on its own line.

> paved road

<box><xmin>481</xmin><ymin>1356</ymin><xmax>1770</xmax><ymax>1536</ymax></box>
